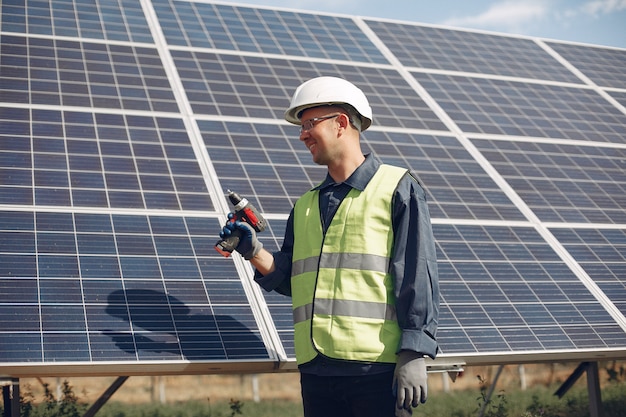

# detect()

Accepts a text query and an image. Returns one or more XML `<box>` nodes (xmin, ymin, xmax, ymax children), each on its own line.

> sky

<box><xmin>227</xmin><ymin>0</ymin><xmax>626</xmax><ymax>49</ymax></box>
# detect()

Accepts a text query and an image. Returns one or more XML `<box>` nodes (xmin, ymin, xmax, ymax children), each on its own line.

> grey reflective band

<box><xmin>319</xmin><ymin>252</ymin><xmax>390</xmax><ymax>272</ymax></box>
<box><xmin>292</xmin><ymin>253</ymin><xmax>390</xmax><ymax>276</ymax></box>
<box><xmin>293</xmin><ymin>299</ymin><xmax>397</xmax><ymax>324</ymax></box>
<box><xmin>293</xmin><ymin>303</ymin><xmax>313</xmax><ymax>324</ymax></box>
<box><xmin>292</xmin><ymin>256</ymin><xmax>320</xmax><ymax>276</ymax></box>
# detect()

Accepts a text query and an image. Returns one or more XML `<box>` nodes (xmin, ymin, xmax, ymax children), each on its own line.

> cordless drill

<box><xmin>215</xmin><ymin>190</ymin><xmax>267</xmax><ymax>257</ymax></box>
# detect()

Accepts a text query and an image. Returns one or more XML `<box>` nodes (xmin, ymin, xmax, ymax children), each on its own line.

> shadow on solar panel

<box><xmin>103</xmin><ymin>289</ymin><xmax>265</xmax><ymax>360</ymax></box>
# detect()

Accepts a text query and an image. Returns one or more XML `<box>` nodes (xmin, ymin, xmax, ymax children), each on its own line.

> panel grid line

<box><xmin>1</xmin><ymin>0</ymin><xmax>625</xmax><ymax>375</ymax></box>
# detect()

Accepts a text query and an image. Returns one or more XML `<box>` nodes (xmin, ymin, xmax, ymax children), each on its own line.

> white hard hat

<box><xmin>284</xmin><ymin>76</ymin><xmax>373</xmax><ymax>131</ymax></box>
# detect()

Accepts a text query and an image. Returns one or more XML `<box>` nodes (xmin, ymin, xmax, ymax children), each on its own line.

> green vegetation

<box><xmin>420</xmin><ymin>381</ymin><xmax>626</xmax><ymax>417</ymax></box>
<box><xmin>91</xmin><ymin>398</ymin><xmax>303</xmax><ymax>417</ymax></box>
<box><xmin>3</xmin><ymin>368</ymin><xmax>626</xmax><ymax>417</ymax></box>
<box><xmin>17</xmin><ymin>380</ymin><xmax>87</xmax><ymax>417</ymax></box>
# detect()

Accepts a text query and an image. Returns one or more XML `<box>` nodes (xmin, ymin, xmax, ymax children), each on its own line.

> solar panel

<box><xmin>434</xmin><ymin>224</ymin><xmax>626</xmax><ymax>357</ymax></box>
<box><xmin>1</xmin><ymin>0</ymin><xmax>625</xmax><ymax>377</ymax></box>
<box><xmin>412</xmin><ymin>73</ymin><xmax>626</xmax><ymax>143</ymax></box>
<box><xmin>545</xmin><ymin>42</ymin><xmax>626</xmax><ymax>89</ymax></box>
<box><xmin>471</xmin><ymin>140</ymin><xmax>626</xmax><ymax>223</ymax></box>
<box><xmin>365</xmin><ymin>21</ymin><xmax>583</xmax><ymax>83</ymax></box>
<box><xmin>550</xmin><ymin>228</ymin><xmax>626</xmax><ymax>317</ymax></box>
<box><xmin>156</xmin><ymin>1</ymin><xmax>388</xmax><ymax>63</ymax></box>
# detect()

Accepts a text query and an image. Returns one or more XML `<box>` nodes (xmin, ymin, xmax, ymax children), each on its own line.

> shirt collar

<box><xmin>313</xmin><ymin>153</ymin><xmax>381</xmax><ymax>192</ymax></box>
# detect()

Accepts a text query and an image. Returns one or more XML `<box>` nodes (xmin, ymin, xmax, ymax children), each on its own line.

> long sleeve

<box><xmin>391</xmin><ymin>173</ymin><xmax>439</xmax><ymax>359</ymax></box>
<box><xmin>253</xmin><ymin>209</ymin><xmax>295</xmax><ymax>296</ymax></box>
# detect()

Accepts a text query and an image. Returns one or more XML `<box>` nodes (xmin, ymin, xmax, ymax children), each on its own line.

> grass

<box><xmin>96</xmin><ymin>399</ymin><xmax>304</xmax><ymax>417</ymax></box>
<box><xmin>94</xmin><ymin>380</ymin><xmax>626</xmax><ymax>417</ymax></box>
<box><xmin>11</xmin><ymin>382</ymin><xmax>624</xmax><ymax>417</ymax></box>
<box><xmin>6</xmin><ymin>371</ymin><xmax>626</xmax><ymax>417</ymax></box>
<box><xmin>420</xmin><ymin>380</ymin><xmax>626</xmax><ymax>417</ymax></box>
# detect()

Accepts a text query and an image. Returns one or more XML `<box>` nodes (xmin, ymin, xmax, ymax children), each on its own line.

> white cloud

<box><xmin>442</xmin><ymin>0</ymin><xmax>548</xmax><ymax>29</ymax></box>
<box><xmin>580</xmin><ymin>0</ymin><xmax>626</xmax><ymax>16</ymax></box>
<box><xmin>557</xmin><ymin>0</ymin><xmax>626</xmax><ymax>23</ymax></box>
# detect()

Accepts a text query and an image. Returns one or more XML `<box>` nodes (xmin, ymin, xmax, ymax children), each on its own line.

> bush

<box><xmin>3</xmin><ymin>373</ymin><xmax>624</xmax><ymax>417</ymax></box>
<box><xmin>420</xmin><ymin>378</ymin><xmax>626</xmax><ymax>417</ymax></box>
<box><xmin>16</xmin><ymin>380</ymin><xmax>87</xmax><ymax>417</ymax></box>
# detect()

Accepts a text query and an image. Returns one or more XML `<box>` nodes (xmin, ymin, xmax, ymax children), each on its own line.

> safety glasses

<box><xmin>299</xmin><ymin>114</ymin><xmax>341</xmax><ymax>133</ymax></box>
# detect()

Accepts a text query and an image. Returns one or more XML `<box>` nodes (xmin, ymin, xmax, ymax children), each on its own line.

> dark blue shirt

<box><xmin>254</xmin><ymin>154</ymin><xmax>439</xmax><ymax>375</ymax></box>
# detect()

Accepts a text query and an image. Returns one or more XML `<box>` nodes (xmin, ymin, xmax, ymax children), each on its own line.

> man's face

<box><xmin>298</xmin><ymin>107</ymin><xmax>343</xmax><ymax>166</ymax></box>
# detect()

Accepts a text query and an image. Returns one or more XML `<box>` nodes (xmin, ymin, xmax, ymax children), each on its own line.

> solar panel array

<box><xmin>1</xmin><ymin>0</ymin><xmax>625</xmax><ymax>377</ymax></box>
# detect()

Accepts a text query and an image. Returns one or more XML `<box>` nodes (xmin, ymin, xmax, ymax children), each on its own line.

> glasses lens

<box><xmin>300</xmin><ymin>114</ymin><xmax>339</xmax><ymax>133</ymax></box>
<box><xmin>301</xmin><ymin>120</ymin><xmax>314</xmax><ymax>132</ymax></box>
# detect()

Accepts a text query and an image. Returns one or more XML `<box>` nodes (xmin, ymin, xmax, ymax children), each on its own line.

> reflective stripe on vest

<box><xmin>292</xmin><ymin>253</ymin><xmax>390</xmax><ymax>276</ymax></box>
<box><xmin>291</xmin><ymin>164</ymin><xmax>407</xmax><ymax>365</ymax></box>
<box><xmin>293</xmin><ymin>298</ymin><xmax>398</xmax><ymax>324</ymax></box>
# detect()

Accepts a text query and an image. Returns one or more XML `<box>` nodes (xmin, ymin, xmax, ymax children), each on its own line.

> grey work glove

<box><xmin>220</xmin><ymin>215</ymin><xmax>263</xmax><ymax>260</ymax></box>
<box><xmin>393</xmin><ymin>351</ymin><xmax>428</xmax><ymax>416</ymax></box>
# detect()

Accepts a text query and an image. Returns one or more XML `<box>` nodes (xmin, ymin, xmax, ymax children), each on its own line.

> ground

<box><xmin>18</xmin><ymin>362</ymin><xmax>610</xmax><ymax>405</ymax></box>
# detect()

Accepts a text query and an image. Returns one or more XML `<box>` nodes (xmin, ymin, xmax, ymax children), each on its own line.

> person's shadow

<box><xmin>103</xmin><ymin>289</ymin><xmax>267</xmax><ymax>361</ymax></box>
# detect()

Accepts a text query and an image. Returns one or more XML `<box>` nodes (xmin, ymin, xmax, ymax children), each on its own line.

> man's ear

<box><xmin>337</xmin><ymin>113</ymin><xmax>351</xmax><ymax>131</ymax></box>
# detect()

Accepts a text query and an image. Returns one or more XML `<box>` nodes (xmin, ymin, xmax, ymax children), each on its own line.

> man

<box><xmin>220</xmin><ymin>76</ymin><xmax>439</xmax><ymax>417</ymax></box>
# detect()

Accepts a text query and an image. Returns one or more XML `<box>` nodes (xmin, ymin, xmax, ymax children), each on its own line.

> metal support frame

<box><xmin>477</xmin><ymin>364</ymin><xmax>504</xmax><ymax>417</ymax></box>
<box><xmin>1</xmin><ymin>376</ymin><xmax>129</xmax><ymax>417</ymax></box>
<box><xmin>1</xmin><ymin>378</ymin><xmax>19</xmax><ymax>417</ymax></box>
<box><xmin>82</xmin><ymin>376</ymin><xmax>129</xmax><ymax>417</ymax></box>
<box><xmin>555</xmin><ymin>361</ymin><xmax>604</xmax><ymax>417</ymax></box>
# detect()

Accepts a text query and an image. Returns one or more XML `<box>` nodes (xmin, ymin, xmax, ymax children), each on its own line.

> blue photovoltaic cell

<box><xmin>0</xmin><ymin>0</ymin><xmax>152</xmax><ymax>43</ymax></box>
<box><xmin>0</xmin><ymin>34</ymin><xmax>175</xmax><ymax>111</ymax></box>
<box><xmin>435</xmin><ymin>224</ymin><xmax>626</xmax><ymax>354</ymax></box>
<box><xmin>153</xmin><ymin>0</ymin><xmax>387</xmax><ymax>64</ymax></box>
<box><xmin>0</xmin><ymin>211</ymin><xmax>269</xmax><ymax>362</ymax></box>
<box><xmin>472</xmin><ymin>139</ymin><xmax>626</xmax><ymax>224</ymax></box>
<box><xmin>547</xmin><ymin>41</ymin><xmax>626</xmax><ymax>89</ymax></box>
<box><xmin>608</xmin><ymin>90</ymin><xmax>626</xmax><ymax>108</ymax></box>
<box><xmin>413</xmin><ymin>72</ymin><xmax>626</xmax><ymax>143</ymax></box>
<box><xmin>550</xmin><ymin>228</ymin><xmax>626</xmax><ymax>317</ymax></box>
<box><xmin>0</xmin><ymin>108</ymin><xmax>213</xmax><ymax>211</ymax></box>
<box><xmin>366</xmin><ymin>20</ymin><xmax>582</xmax><ymax>83</ymax></box>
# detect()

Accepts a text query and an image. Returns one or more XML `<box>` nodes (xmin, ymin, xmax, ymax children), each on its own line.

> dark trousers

<box><xmin>301</xmin><ymin>371</ymin><xmax>396</xmax><ymax>417</ymax></box>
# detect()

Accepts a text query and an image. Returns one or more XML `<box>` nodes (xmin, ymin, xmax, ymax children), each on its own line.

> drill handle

<box><xmin>215</xmin><ymin>228</ymin><xmax>242</xmax><ymax>257</ymax></box>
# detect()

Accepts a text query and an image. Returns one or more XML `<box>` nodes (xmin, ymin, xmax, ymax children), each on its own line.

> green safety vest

<box><xmin>291</xmin><ymin>164</ymin><xmax>407</xmax><ymax>365</ymax></box>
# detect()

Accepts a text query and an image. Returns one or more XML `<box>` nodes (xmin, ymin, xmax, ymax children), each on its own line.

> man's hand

<box><xmin>220</xmin><ymin>213</ymin><xmax>263</xmax><ymax>260</ymax></box>
<box><xmin>393</xmin><ymin>351</ymin><xmax>428</xmax><ymax>416</ymax></box>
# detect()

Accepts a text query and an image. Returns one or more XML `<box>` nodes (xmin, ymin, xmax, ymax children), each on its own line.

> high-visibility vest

<box><xmin>291</xmin><ymin>164</ymin><xmax>407</xmax><ymax>365</ymax></box>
